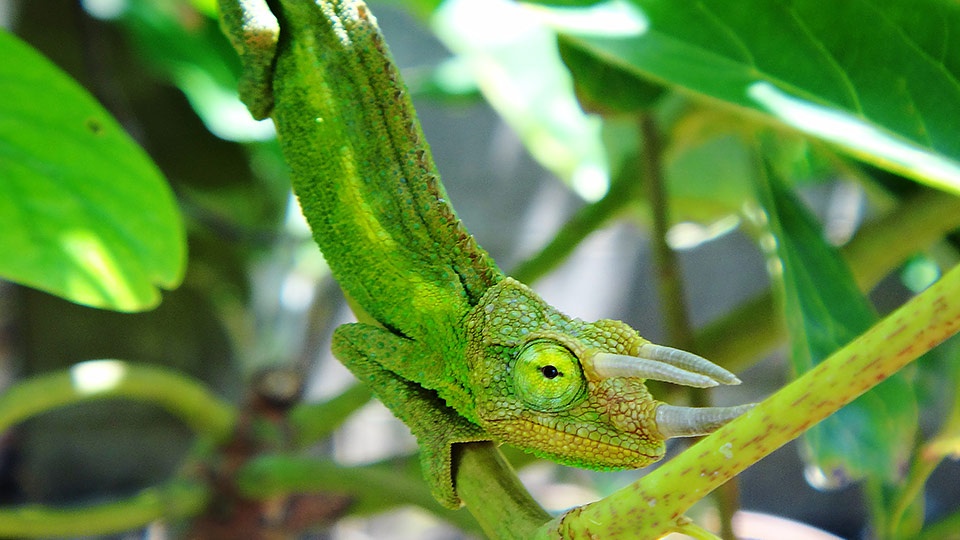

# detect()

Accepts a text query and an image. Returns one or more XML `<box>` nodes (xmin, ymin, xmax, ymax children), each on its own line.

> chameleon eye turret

<box><xmin>514</xmin><ymin>341</ymin><xmax>587</xmax><ymax>413</ymax></box>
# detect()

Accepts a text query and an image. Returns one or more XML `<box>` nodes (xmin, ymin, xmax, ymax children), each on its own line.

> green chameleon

<box><xmin>219</xmin><ymin>0</ymin><xmax>752</xmax><ymax>509</ymax></box>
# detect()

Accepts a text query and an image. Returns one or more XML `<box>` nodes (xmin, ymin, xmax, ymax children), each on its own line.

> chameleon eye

<box><xmin>514</xmin><ymin>341</ymin><xmax>586</xmax><ymax>412</ymax></box>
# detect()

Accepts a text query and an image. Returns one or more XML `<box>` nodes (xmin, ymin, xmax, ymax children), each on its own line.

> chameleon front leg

<box><xmin>332</xmin><ymin>324</ymin><xmax>488</xmax><ymax>509</ymax></box>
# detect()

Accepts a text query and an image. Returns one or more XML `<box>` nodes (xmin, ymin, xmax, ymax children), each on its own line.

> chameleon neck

<box><xmin>268</xmin><ymin>0</ymin><xmax>503</xmax><ymax>345</ymax></box>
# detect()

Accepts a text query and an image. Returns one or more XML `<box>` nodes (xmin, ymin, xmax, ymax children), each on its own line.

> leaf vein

<box><xmin>694</xmin><ymin>1</ymin><xmax>756</xmax><ymax>68</ymax></box>
<box><xmin>781</xmin><ymin>1</ymin><xmax>864</xmax><ymax>116</ymax></box>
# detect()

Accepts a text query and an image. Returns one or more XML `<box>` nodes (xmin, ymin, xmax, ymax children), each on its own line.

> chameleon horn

<box><xmin>637</xmin><ymin>344</ymin><xmax>741</xmax><ymax>386</ymax></box>
<box><xmin>654</xmin><ymin>403</ymin><xmax>756</xmax><ymax>438</ymax></box>
<box><xmin>591</xmin><ymin>345</ymin><xmax>740</xmax><ymax>388</ymax></box>
<box><xmin>591</xmin><ymin>353</ymin><xmax>720</xmax><ymax>387</ymax></box>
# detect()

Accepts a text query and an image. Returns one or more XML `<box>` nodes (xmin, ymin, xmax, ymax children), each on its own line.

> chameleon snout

<box><xmin>583</xmin><ymin>343</ymin><xmax>752</xmax><ymax>439</ymax></box>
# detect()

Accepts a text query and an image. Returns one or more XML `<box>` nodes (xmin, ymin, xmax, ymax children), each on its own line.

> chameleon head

<box><xmin>464</xmin><ymin>277</ymin><xmax>752</xmax><ymax>470</ymax></box>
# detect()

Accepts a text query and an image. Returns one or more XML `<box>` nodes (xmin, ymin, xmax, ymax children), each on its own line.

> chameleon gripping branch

<box><xmin>218</xmin><ymin>0</ymin><xmax>752</xmax><ymax>511</ymax></box>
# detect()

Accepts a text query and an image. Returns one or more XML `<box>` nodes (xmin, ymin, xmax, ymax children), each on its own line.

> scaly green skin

<box><xmin>219</xmin><ymin>0</ymin><xmax>729</xmax><ymax>509</ymax></box>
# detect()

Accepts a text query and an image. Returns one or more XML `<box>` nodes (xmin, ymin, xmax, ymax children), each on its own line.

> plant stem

<box><xmin>844</xmin><ymin>189</ymin><xmax>960</xmax><ymax>290</ymax></box>
<box><xmin>715</xmin><ymin>480</ymin><xmax>741</xmax><ymax>540</ymax></box>
<box><xmin>641</xmin><ymin>113</ymin><xmax>739</xmax><ymax>536</ymax></box>
<box><xmin>918</xmin><ymin>509</ymin><xmax>960</xmax><ymax>540</ymax></box>
<box><xmin>641</xmin><ymin>114</ymin><xmax>693</xmax><ymax>353</ymax></box>
<box><xmin>0</xmin><ymin>362</ymin><xmax>233</xmax><ymax>537</ymax></box>
<box><xmin>510</xmin><ymin>151</ymin><xmax>643</xmax><ymax>285</ymax></box>
<box><xmin>677</xmin><ymin>520</ymin><xmax>723</xmax><ymax>540</ymax></box>
<box><xmin>455</xmin><ymin>442</ymin><xmax>553</xmax><ymax>539</ymax></box>
<box><xmin>888</xmin><ymin>343</ymin><xmax>960</xmax><ymax>535</ymax></box>
<box><xmin>236</xmin><ymin>445</ymin><xmax>551</xmax><ymax>537</ymax></box>
<box><xmin>535</xmin><ymin>261</ymin><xmax>960</xmax><ymax>538</ymax></box>
<box><xmin>236</xmin><ymin>453</ymin><xmax>482</xmax><ymax>533</ymax></box>
<box><xmin>0</xmin><ymin>360</ymin><xmax>236</xmax><ymax>440</ymax></box>
<box><xmin>0</xmin><ymin>480</ymin><xmax>209</xmax><ymax>537</ymax></box>
<box><xmin>288</xmin><ymin>383</ymin><xmax>372</xmax><ymax>447</ymax></box>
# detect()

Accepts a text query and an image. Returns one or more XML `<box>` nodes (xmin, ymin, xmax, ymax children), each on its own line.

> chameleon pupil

<box><xmin>541</xmin><ymin>365</ymin><xmax>560</xmax><ymax>379</ymax></box>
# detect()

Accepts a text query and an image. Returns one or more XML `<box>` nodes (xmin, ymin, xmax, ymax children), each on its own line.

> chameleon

<box><xmin>218</xmin><ymin>0</ymin><xmax>752</xmax><ymax>509</ymax></box>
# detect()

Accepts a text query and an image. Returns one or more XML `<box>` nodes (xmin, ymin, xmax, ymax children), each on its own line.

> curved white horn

<box><xmin>654</xmin><ymin>403</ymin><xmax>755</xmax><ymax>438</ymax></box>
<box><xmin>591</xmin><ymin>345</ymin><xmax>741</xmax><ymax>388</ymax></box>
<box><xmin>638</xmin><ymin>344</ymin><xmax>741</xmax><ymax>385</ymax></box>
<box><xmin>592</xmin><ymin>353</ymin><xmax>719</xmax><ymax>387</ymax></box>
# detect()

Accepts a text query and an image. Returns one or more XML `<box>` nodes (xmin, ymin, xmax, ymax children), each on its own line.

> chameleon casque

<box><xmin>219</xmin><ymin>0</ymin><xmax>751</xmax><ymax>509</ymax></box>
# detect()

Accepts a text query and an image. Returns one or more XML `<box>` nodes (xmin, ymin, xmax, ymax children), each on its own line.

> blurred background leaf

<box><xmin>755</xmin><ymin>156</ymin><xmax>917</xmax><ymax>488</ymax></box>
<box><xmin>431</xmin><ymin>0</ymin><xmax>610</xmax><ymax>201</ymax></box>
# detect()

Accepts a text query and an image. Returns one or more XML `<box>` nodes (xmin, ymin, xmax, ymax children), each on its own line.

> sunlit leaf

<box><xmin>755</xmin><ymin>158</ymin><xmax>917</xmax><ymax>487</ymax></box>
<box><xmin>108</xmin><ymin>0</ymin><xmax>274</xmax><ymax>141</ymax></box>
<box><xmin>431</xmin><ymin>0</ymin><xmax>609</xmax><ymax>201</ymax></box>
<box><xmin>536</xmin><ymin>0</ymin><xmax>960</xmax><ymax>194</ymax></box>
<box><xmin>0</xmin><ymin>31</ymin><xmax>185</xmax><ymax>311</ymax></box>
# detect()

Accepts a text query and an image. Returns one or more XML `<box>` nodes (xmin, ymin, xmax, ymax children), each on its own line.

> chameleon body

<box><xmin>219</xmin><ymin>0</ymin><xmax>749</xmax><ymax>509</ymax></box>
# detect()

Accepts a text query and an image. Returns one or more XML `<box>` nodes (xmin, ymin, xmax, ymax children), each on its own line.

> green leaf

<box><xmin>665</xmin><ymin>129</ymin><xmax>753</xmax><ymax>225</ymax></box>
<box><xmin>111</xmin><ymin>0</ymin><xmax>274</xmax><ymax>142</ymax></box>
<box><xmin>557</xmin><ymin>37</ymin><xmax>663</xmax><ymax>115</ymax></box>
<box><xmin>538</xmin><ymin>0</ymin><xmax>960</xmax><ymax>194</ymax></box>
<box><xmin>431</xmin><ymin>0</ymin><xmax>609</xmax><ymax>201</ymax></box>
<box><xmin>755</xmin><ymin>157</ymin><xmax>917</xmax><ymax>486</ymax></box>
<box><xmin>0</xmin><ymin>31</ymin><xmax>185</xmax><ymax>312</ymax></box>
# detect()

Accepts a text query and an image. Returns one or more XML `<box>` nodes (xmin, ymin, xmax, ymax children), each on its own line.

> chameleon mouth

<box><xmin>494</xmin><ymin>418</ymin><xmax>663</xmax><ymax>470</ymax></box>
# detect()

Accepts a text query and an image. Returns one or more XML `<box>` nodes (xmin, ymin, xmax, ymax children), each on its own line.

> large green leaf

<box><xmin>755</xmin><ymin>159</ymin><xmax>917</xmax><ymax>486</ymax></box>
<box><xmin>535</xmin><ymin>0</ymin><xmax>960</xmax><ymax>194</ymax></box>
<box><xmin>0</xmin><ymin>31</ymin><xmax>185</xmax><ymax>312</ymax></box>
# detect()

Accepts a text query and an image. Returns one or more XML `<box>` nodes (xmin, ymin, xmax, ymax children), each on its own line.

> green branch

<box><xmin>289</xmin><ymin>383</ymin><xmax>372</xmax><ymax>447</ymax></box>
<box><xmin>536</xmin><ymin>261</ymin><xmax>960</xmax><ymax>538</ymax></box>
<box><xmin>236</xmin><ymin>453</ymin><xmax>483</xmax><ymax>534</ymax></box>
<box><xmin>0</xmin><ymin>480</ymin><xmax>209</xmax><ymax>538</ymax></box>
<box><xmin>455</xmin><ymin>442</ymin><xmax>553</xmax><ymax>539</ymax></box>
<box><xmin>0</xmin><ymin>360</ymin><xmax>236</xmax><ymax>439</ymax></box>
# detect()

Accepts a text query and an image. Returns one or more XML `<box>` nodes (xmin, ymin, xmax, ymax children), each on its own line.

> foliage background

<box><xmin>2</xmin><ymin>0</ymin><xmax>960</xmax><ymax>538</ymax></box>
